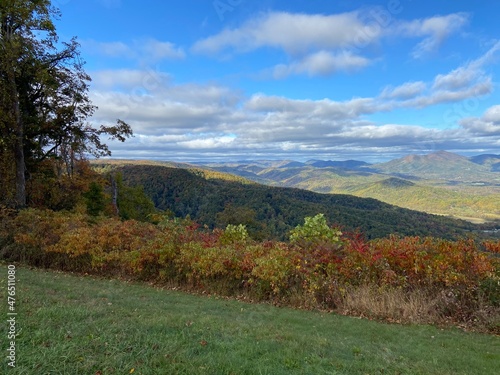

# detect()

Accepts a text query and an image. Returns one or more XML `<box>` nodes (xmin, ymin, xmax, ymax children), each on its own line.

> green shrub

<box><xmin>290</xmin><ymin>214</ymin><xmax>342</xmax><ymax>247</ymax></box>
<box><xmin>220</xmin><ymin>224</ymin><xmax>249</xmax><ymax>245</ymax></box>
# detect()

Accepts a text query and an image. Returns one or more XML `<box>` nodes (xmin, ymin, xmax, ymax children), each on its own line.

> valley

<box><xmin>92</xmin><ymin>157</ymin><xmax>499</xmax><ymax>241</ymax></box>
<box><xmin>198</xmin><ymin>151</ymin><xmax>500</xmax><ymax>224</ymax></box>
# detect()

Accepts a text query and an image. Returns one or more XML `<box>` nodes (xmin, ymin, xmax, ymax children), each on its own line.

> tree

<box><xmin>113</xmin><ymin>173</ymin><xmax>156</xmax><ymax>222</ymax></box>
<box><xmin>83</xmin><ymin>181</ymin><xmax>106</xmax><ymax>217</ymax></box>
<box><xmin>0</xmin><ymin>0</ymin><xmax>132</xmax><ymax>208</ymax></box>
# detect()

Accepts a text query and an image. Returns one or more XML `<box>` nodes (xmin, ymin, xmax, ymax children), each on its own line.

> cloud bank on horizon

<box><xmin>55</xmin><ymin>0</ymin><xmax>500</xmax><ymax>162</ymax></box>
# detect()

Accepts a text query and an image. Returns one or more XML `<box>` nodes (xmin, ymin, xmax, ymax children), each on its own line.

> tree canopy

<box><xmin>0</xmin><ymin>0</ymin><xmax>132</xmax><ymax>208</ymax></box>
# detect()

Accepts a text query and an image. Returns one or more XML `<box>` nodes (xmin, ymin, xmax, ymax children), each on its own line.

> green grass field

<box><xmin>1</xmin><ymin>264</ymin><xmax>499</xmax><ymax>374</ymax></box>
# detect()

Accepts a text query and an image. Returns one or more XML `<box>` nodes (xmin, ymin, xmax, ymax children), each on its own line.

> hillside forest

<box><xmin>0</xmin><ymin>1</ymin><xmax>499</xmax><ymax>333</ymax></box>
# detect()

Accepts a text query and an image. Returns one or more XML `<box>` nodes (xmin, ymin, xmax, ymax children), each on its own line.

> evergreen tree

<box><xmin>84</xmin><ymin>181</ymin><xmax>106</xmax><ymax>217</ymax></box>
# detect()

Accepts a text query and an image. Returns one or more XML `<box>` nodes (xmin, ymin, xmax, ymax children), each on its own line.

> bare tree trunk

<box><xmin>13</xmin><ymin>124</ymin><xmax>26</xmax><ymax>208</ymax></box>
<box><xmin>8</xmin><ymin>69</ymin><xmax>26</xmax><ymax>208</ymax></box>
<box><xmin>111</xmin><ymin>174</ymin><xmax>119</xmax><ymax>216</ymax></box>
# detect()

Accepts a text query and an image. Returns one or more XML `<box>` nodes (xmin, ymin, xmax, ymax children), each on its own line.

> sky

<box><xmin>53</xmin><ymin>0</ymin><xmax>500</xmax><ymax>162</ymax></box>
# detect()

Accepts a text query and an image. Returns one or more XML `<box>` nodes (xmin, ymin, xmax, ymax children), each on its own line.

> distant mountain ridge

<box><xmin>307</xmin><ymin>160</ymin><xmax>371</xmax><ymax>169</ymax></box>
<box><xmin>371</xmin><ymin>151</ymin><xmax>495</xmax><ymax>181</ymax></box>
<box><xmin>197</xmin><ymin>151</ymin><xmax>500</xmax><ymax>223</ymax></box>
<box><xmin>469</xmin><ymin>154</ymin><xmax>500</xmax><ymax>172</ymax></box>
<box><xmin>469</xmin><ymin>154</ymin><xmax>500</xmax><ymax>165</ymax></box>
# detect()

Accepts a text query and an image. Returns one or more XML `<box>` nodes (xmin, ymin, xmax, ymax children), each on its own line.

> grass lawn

<box><xmin>1</xmin><ymin>263</ymin><xmax>499</xmax><ymax>374</ymax></box>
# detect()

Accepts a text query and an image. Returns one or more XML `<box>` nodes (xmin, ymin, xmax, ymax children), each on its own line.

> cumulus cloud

<box><xmin>92</xmin><ymin>93</ymin><xmax>234</xmax><ymax>136</ymax></box>
<box><xmin>191</xmin><ymin>11</ymin><xmax>470</xmax><ymax>79</ymax></box>
<box><xmin>460</xmin><ymin>105</ymin><xmax>500</xmax><ymax>136</ymax></box>
<box><xmin>82</xmin><ymin>40</ymin><xmax>132</xmax><ymax>57</ymax></box>
<box><xmin>410</xmin><ymin>79</ymin><xmax>492</xmax><ymax>108</ymax></box>
<box><xmin>272</xmin><ymin>51</ymin><xmax>371</xmax><ymax>78</ymax></box>
<box><xmin>432</xmin><ymin>42</ymin><xmax>500</xmax><ymax>91</ymax></box>
<box><xmin>245</xmin><ymin>95</ymin><xmax>376</xmax><ymax>119</ymax></box>
<box><xmin>373</xmin><ymin>41</ymin><xmax>500</xmax><ymax>114</ymax></box>
<box><xmin>140</xmin><ymin>39</ymin><xmax>186</xmax><ymax>60</ymax></box>
<box><xmin>89</xmin><ymin>40</ymin><xmax>500</xmax><ymax>160</ymax></box>
<box><xmin>483</xmin><ymin>105</ymin><xmax>500</xmax><ymax>122</ymax></box>
<box><xmin>192</xmin><ymin>11</ymin><xmax>378</xmax><ymax>55</ymax></box>
<box><xmin>89</xmin><ymin>71</ymin><xmax>242</xmax><ymax>138</ymax></box>
<box><xmin>433</xmin><ymin>66</ymin><xmax>479</xmax><ymax>90</ymax></box>
<box><xmin>178</xmin><ymin>135</ymin><xmax>237</xmax><ymax>149</ymax></box>
<box><xmin>192</xmin><ymin>10</ymin><xmax>382</xmax><ymax>79</ymax></box>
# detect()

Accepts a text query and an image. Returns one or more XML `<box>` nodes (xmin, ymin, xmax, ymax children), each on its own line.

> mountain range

<box><xmin>198</xmin><ymin>151</ymin><xmax>500</xmax><ymax>223</ymax></box>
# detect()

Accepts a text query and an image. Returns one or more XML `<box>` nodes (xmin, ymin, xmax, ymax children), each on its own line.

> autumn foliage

<box><xmin>1</xmin><ymin>209</ymin><xmax>499</xmax><ymax>331</ymax></box>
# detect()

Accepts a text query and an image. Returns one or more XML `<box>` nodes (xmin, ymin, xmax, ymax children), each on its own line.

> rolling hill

<box><xmin>96</xmin><ymin>163</ymin><xmax>494</xmax><ymax>241</ymax></box>
<box><xmin>470</xmin><ymin>154</ymin><xmax>500</xmax><ymax>172</ymax></box>
<box><xmin>200</xmin><ymin>151</ymin><xmax>500</xmax><ymax>223</ymax></box>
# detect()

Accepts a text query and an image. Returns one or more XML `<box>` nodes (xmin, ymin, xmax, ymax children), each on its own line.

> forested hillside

<box><xmin>202</xmin><ymin>152</ymin><xmax>500</xmax><ymax>223</ymax></box>
<box><xmin>109</xmin><ymin>164</ymin><xmax>486</xmax><ymax>240</ymax></box>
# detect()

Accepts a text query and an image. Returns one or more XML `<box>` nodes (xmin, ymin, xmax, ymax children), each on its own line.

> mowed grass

<box><xmin>1</xmin><ymin>264</ymin><xmax>499</xmax><ymax>374</ymax></box>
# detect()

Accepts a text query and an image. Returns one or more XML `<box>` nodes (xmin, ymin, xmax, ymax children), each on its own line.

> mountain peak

<box><xmin>427</xmin><ymin>150</ymin><xmax>468</xmax><ymax>161</ymax></box>
<box><xmin>401</xmin><ymin>151</ymin><xmax>466</xmax><ymax>163</ymax></box>
<box><xmin>374</xmin><ymin>151</ymin><xmax>489</xmax><ymax>180</ymax></box>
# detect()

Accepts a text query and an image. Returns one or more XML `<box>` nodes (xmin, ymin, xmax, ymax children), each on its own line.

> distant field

<box><xmin>1</xmin><ymin>264</ymin><xmax>499</xmax><ymax>374</ymax></box>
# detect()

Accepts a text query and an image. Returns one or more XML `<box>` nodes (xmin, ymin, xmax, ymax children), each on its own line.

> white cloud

<box><xmin>395</xmin><ymin>13</ymin><xmax>469</xmax><ymax>58</ymax></box>
<box><xmin>483</xmin><ymin>105</ymin><xmax>500</xmax><ymax>123</ymax></box>
<box><xmin>432</xmin><ymin>41</ymin><xmax>500</xmax><ymax>91</ymax></box>
<box><xmin>245</xmin><ymin>95</ymin><xmax>376</xmax><ymax>119</ymax></box>
<box><xmin>379</xmin><ymin>42</ymin><xmax>500</xmax><ymax>109</ymax></box>
<box><xmin>192</xmin><ymin>11</ymin><xmax>378</xmax><ymax>55</ymax></box>
<box><xmin>433</xmin><ymin>66</ymin><xmax>479</xmax><ymax>90</ymax></box>
<box><xmin>89</xmin><ymin>72</ymin><xmax>242</xmax><ymax>137</ymax></box>
<box><xmin>90</xmin><ymin>69</ymin><xmax>171</xmax><ymax>91</ymax></box>
<box><xmin>141</xmin><ymin>39</ymin><xmax>186</xmax><ymax>60</ymax></box>
<box><xmin>82</xmin><ymin>40</ymin><xmax>132</xmax><ymax>57</ymax></box>
<box><xmin>179</xmin><ymin>136</ymin><xmax>236</xmax><ymax>149</ymax></box>
<box><xmin>273</xmin><ymin>51</ymin><xmax>371</xmax><ymax>78</ymax></box>
<box><xmin>89</xmin><ymin>39</ymin><xmax>500</xmax><ymax>160</ymax></box>
<box><xmin>381</xmin><ymin>81</ymin><xmax>427</xmax><ymax>99</ymax></box>
<box><xmin>411</xmin><ymin>79</ymin><xmax>492</xmax><ymax>108</ymax></box>
<box><xmin>460</xmin><ymin>105</ymin><xmax>500</xmax><ymax>136</ymax></box>
<box><xmin>191</xmin><ymin>10</ymin><xmax>470</xmax><ymax>79</ymax></box>
<box><xmin>191</xmin><ymin>10</ymin><xmax>382</xmax><ymax>78</ymax></box>
<box><xmin>82</xmin><ymin>38</ymin><xmax>185</xmax><ymax>63</ymax></box>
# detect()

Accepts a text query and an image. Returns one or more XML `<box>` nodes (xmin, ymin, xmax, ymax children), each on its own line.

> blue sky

<box><xmin>53</xmin><ymin>0</ymin><xmax>500</xmax><ymax>162</ymax></box>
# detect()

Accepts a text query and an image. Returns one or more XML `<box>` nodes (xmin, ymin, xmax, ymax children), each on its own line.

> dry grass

<box><xmin>339</xmin><ymin>285</ymin><xmax>439</xmax><ymax>324</ymax></box>
<box><xmin>337</xmin><ymin>284</ymin><xmax>500</xmax><ymax>332</ymax></box>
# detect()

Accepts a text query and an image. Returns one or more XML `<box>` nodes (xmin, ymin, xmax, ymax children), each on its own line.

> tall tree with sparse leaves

<box><xmin>0</xmin><ymin>0</ymin><xmax>132</xmax><ymax>208</ymax></box>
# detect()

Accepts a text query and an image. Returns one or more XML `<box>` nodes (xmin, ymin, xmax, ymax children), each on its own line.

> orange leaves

<box><xmin>349</xmin><ymin>236</ymin><xmax>496</xmax><ymax>287</ymax></box>
<box><xmin>483</xmin><ymin>240</ymin><xmax>500</xmax><ymax>254</ymax></box>
<box><xmin>4</xmin><ymin>208</ymin><xmax>499</xmax><ymax>308</ymax></box>
<box><xmin>12</xmin><ymin>209</ymin><xmax>86</xmax><ymax>249</ymax></box>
